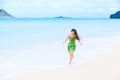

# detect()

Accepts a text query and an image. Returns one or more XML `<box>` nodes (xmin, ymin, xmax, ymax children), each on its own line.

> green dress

<box><xmin>68</xmin><ymin>36</ymin><xmax>76</xmax><ymax>51</ymax></box>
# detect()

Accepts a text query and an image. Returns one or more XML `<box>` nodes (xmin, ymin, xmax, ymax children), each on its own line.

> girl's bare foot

<box><xmin>69</xmin><ymin>62</ymin><xmax>72</xmax><ymax>65</ymax></box>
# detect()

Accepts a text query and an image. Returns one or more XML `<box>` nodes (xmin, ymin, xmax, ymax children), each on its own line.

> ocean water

<box><xmin>0</xmin><ymin>18</ymin><xmax>120</xmax><ymax>79</ymax></box>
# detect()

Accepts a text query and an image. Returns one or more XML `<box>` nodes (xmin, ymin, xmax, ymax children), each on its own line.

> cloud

<box><xmin>1</xmin><ymin>0</ymin><xmax>120</xmax><ymax>17</ymax></box>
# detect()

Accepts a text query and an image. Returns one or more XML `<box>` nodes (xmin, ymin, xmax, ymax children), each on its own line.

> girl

<box><xmin>63</xmin><ymin>29</ymin><xmax>81</xmax><ymax>65</ymax></box>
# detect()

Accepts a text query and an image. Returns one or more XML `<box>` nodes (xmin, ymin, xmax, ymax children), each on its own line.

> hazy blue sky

<box><xmin>0</xmin><ymin>0</ymin><xmax>120</xmax><ymax>18</ymax></box>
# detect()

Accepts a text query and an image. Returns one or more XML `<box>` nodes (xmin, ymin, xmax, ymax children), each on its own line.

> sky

<box><xmin>0</xmin><ymin>0</ymin><xmax>120</xmax><ymax>18</ymax></box>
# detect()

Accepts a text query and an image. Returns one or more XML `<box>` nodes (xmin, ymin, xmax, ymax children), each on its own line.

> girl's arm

<box><xmin>63</xmin><ymin>35</ymin><xmax>69</xmax><ymax>44</ymax></box>
<box><xmin>77</xmin><ymin>39</ymin><xmax>82</xmax><ymax>45</ymax></box>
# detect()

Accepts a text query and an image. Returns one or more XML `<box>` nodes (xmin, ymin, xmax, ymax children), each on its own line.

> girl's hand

<box><xmin>62</xmin><ymin>42</ymin><xmax>65</xmax><ymax>44</ymax></box>
<box><xmin>63</xmin><ymin>35</ymin><xmax>69</xmax><ymax>44</ymax></box>
<box><xmin>80</xmin><ymin>43</ymin><xmax>82</xmax><ymax>45</ymax></box>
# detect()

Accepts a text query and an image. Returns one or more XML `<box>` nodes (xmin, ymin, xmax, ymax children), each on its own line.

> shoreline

<box><xmin>2</xmin><ymin>35</ymin><xmax>120</xmax><ymax>80</ymax></box>
<box><xmin>1</xmin><ymin>51</ymin><xmax>110</xmax><ymax>80</ymax></box>
<box><xmin>6</xmin><ymin>45</ymin><xmax>120</xmax><ymax>80</ymax></box>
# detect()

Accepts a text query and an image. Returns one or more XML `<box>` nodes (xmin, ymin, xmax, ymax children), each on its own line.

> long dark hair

<box><xmin>71</xmin><ymin>29</ymin><xmax>80</xmax><ymax>40</ymax></box>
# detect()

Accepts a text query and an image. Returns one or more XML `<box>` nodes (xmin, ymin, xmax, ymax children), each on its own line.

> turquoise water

<box><xmin>0</xmin><ymin>18</ymin><xmax>120</xmax><ymax>49</ymax></box>
<box><xmin>0</xmin><ymin>18</ymin><xmax>120</xmax><ymax>79</ymax></box>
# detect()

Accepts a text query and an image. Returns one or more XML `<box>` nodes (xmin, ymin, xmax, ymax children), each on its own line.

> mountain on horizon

<box><xmin>54</xmin><ymin>16</ymin><xmax>72</xmax><ymax>18</ymax></box>
<box><xmin>0</xmin><ymin>9</ymin><xmax>15</xmax><ymax>18</ymax></box>
<box><xmin>110</xmin><ymin>11</ymin><xmax>120</xmax><ymax>19</ymax></box>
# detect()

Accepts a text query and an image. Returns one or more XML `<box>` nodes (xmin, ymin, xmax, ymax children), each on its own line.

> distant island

<box><xmin>54</xmin><ymin>16</ymin><xmax>72</xmax><ymax>19</ymax></box>
<box><xmin>110</xmin><ymin>11</ymin><xmax>120</xmax><ymax>19</ymax></box>
<box><xmin>0</xmin><ymin>9</ymin><xmax>15</xmax><ymax>18</ymax></box>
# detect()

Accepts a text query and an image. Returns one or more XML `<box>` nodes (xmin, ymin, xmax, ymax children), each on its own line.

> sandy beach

<box><xmin>6</xmin><ymin>45</ymin><xmax>120</xmax><ymax>80</ymax></box>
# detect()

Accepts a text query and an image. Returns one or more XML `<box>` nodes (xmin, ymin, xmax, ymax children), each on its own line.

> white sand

<box><xmin>6</xmin><ymin>45</ymin><xmax>120</xmax><ymax>80</ymax></box>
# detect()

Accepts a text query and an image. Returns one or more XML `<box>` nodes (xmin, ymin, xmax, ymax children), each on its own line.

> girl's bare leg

<box><xmin>69</xmin><ymin>51</ymin><xmax>74</xmax><ymax>65</ymax></box>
